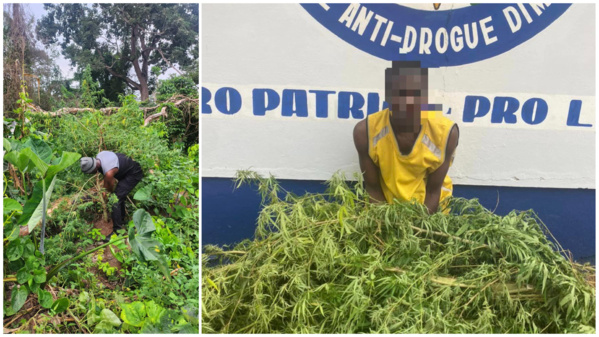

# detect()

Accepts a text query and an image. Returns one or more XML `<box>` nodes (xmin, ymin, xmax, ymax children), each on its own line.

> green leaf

<box><xmin>87</xmin><ymin>309</ymin><xmax>102</xmax><ymax>326</ymax></box>
<box><xmin>11</xmin><ymin>286</ymin><xmax>29</xmax><ymax>313</ymax></box>
<box><xmin>145</xmin><ymin>300</ymin><xmax>166</xmax><ymax>324</ymax></box>
<box><xmin>4</xmin><ymin>198</ymin><xmax>23</xmax><ymax>215</ymax></box>
<box><xmin>51</xmin><ymin>298</ymin><xmax>69</xmax><ymax>314</ymax></box>
<box><xmin>132</xmin><ymin>209</ymin><xmax>156</xmax><ymax>236</ymax></box>
<box><xmin>25</xmin><ymin>255</ymin><xmax>39</xmax><ymax>270</ymax></box>
<box><xmin>19</xmin><ymin>147</ymin><xmax>49</xmax><ymax>176</ymax></box>
<box><xmin>18</xmin><ymin>176</ymin><xmax>56</xmax><ymax>232</ymax></box>
<box><xmin>129</xmin><ymin>231</ymin><xmax>161</xmax><ymax>262</ymax></box>
<box><xmin>159</xmin><ymin>309</ymin><xmax>186</xmax><ymax>332</ymax></box>
<box><xmin>78</xmin><ymin>291</ymin><xmax>90</xmax><ymax>304</ymax></box>
<box><xmin>29</xmin><ymin>281</ymin><xmax>40</xmax><ymax>293</ymax></box>
<box><xmin>16</xmin><ymin>268</ymin><xmax>32</xmax><ymax>284</ymax></box>
<box><xmin>559</xmin><ymin>293</ymin><xmax>572</xmax><ymax>307</ymax></box>
<box><xmin>33</xmin><ymin>268</ymin><xmax>47</xmax><ymax>283</ymax></box>
<box><xmin>4</xmin><ymin>150</ymin><xmax>30</xmax><ymax>173</ymax></box>
<box><xmin>133</xmin><ymin>185</ymin><xmax>153</xmax><ymax>201</ymax></box>
<box><xmin>128</xmin><ymin>211</ymin><xmax>170</xmax><ymax>279</ymax></box>
<box><xmin>23</xmin><ymin>138</ymin><xmax>53</xmax><ymax>164</ymax></box>
<box><xmin>100</xmin><ymin>308</ymin><xmax>122</xmax><ymax>327</ymax></box>
<box><xmin>4</xmin><ymin>305</ymin><xmax>16</xmax><ymax>317</ymax></box>
<box><xmin>140</xmin><ymin>321</ymin><xmax>170</xmax><ymax>334</ymax></box>
<box><xmin>8</xmin><ymin>138</ymin><xmax>24</xmax><ymax>153</ymax></box>
<box><xmin>120</xmin><ymin>301</ymin><xmax>146</xmax><ymax>327</ymax></box>
<box><xmin>181</xmin><ymin>306</ymin><xmax>199</xmax><ymax>325</ymax></box>
<box><xmin>93</xmin><ymin>321</ymin><xmax>116</xmax><ymax>334</ymax></box>
<box><xmin>5</xmin><ymin>226</ymin><xmax>20</xmax><ymax>241</ymax></box>
<box><xmin>37</xmin><ymin>289</ymin><xmax>53</xmax><ymax>309</ymax></box>
<box><xmin>45</xmin><ymin>151</ymin><xmax>81</xmax><ymax>181</ymax></box>
<box><xmin>176</xmin><ymin>323</ymin><xmax>199</xmax><ymax>334</ymax></box>
<box><xmin>6</xmin><ymin>239</ymin><xmax>24</xmax><ymax>261</ymax></box>
<box><xmin>455</xmin><ymin>223</ymin><xmax>469</xmax><ymax>236</ymax></box>
<box><xmin>3</xmin><ymin>138</ymin><xmax>11</xmax><ymax>151</ymax></box>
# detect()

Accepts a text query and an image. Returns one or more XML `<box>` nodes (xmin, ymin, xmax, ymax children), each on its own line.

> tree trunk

<box><xmin>131</xmin><ymin>24</ymin><xmax>150</xmax><ymax>102</ymax></box>
<box><xmin>139</xmin><ymin>81</ymin><xmax>149</xmax><ymax>101</ymax></box>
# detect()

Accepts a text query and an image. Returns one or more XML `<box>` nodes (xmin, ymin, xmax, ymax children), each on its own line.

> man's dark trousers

<box><xmin>112</xmin><ymin>163</ymin><xmax>143</xmax><ymax>231</ymax></box>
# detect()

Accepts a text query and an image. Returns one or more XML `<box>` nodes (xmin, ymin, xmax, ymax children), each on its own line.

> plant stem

<box><xmin>43</xmin><ymin>236</ymin><xmax>126</xmax><ymax>287</ymax></box>
<box><xmin>40</xmin><ymin>178</ymin><xmax>46</xmax><ymax>254</ymax></box>
<box><xmin>96</xmin><ymin>177</ymin><xmax>109</xmax><ymax>222</ymax></box>
<box><xmin>4</xmin><ymin>276</ymin><xmax>17</xmax><ymax>282</ymax></box>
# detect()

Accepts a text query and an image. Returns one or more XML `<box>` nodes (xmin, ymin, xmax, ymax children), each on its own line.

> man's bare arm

<box><xmin>103</xmin><ymin>168</ymin><xmax>119</xmax><ymax>193</ymax></box>
<box><xmin>424</xmin><ymin>124</ymin><xmax>459</xmax><ymax>214</ymax></box>
<box><xmin>353</xmin><ymin>120</ymin><xmax>386</xmax><ymax>203</ymax></box>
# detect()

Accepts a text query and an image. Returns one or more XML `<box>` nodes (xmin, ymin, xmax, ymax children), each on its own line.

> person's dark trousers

<box><xmin>111</xmin><ymin>164</ymin><xmax>143</xmax><ymax>231</ymax></box>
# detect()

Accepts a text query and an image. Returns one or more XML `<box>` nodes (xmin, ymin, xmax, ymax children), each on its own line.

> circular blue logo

<box><xmin>301</xmin><ymin>3</ymin><xmax>570</xmax><ymax>67</ymax></box>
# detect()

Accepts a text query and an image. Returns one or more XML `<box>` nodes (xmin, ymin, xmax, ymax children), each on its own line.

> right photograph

<box><xmin>202</xmin><ymin>3</ymin><xmax>595</xmax><ymax>334</ymax></box>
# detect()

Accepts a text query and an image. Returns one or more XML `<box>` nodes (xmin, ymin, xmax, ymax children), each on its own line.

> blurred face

<box><xmin>385</xmin><ymin>68</ymin><xmax>428</xmax><ymax>129</ymax></box>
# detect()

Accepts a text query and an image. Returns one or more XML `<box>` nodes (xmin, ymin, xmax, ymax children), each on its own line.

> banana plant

<box><xmin>3</xmin><ymin>137</ymin><xmax>81</xmax><ymax>253</ymax></box>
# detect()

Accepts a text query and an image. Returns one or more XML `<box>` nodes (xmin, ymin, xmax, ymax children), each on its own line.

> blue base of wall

<box><xmin>202</xmin><ymin>177</ymin><xmax>595</xmax><ymax>263</ymax></box>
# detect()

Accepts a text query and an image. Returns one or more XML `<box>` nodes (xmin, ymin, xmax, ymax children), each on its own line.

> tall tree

<box><xmin>4</xmin><ymin>4</ymin><xmax>63</xmax><ymax>113</ymax></box>
<box><xmin>37</xmin><ymin>4</ymin><xmax>199</xmax><ymax>101</ymax></box>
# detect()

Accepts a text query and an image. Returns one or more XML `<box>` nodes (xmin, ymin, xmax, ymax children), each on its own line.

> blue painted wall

<box><xmin>202</xmin><ymin>177</ymin><xmax>595</xmax><ymax>263</ymax></box>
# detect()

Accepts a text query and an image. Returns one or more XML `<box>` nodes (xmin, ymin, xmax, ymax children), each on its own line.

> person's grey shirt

<box><xmin>96</xmin><ymin>151</ymin><xmax>119</xmax><ymax>174</ymax></box>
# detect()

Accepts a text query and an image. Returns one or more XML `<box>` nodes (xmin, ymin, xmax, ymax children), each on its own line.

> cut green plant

<box><xmin>202</xmin><ymin>171</ymin><xmax>595</xmax><ymax>334</ymax></box>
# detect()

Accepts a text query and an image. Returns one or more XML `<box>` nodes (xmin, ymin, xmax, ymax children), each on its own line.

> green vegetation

<box><xmin>4</xmin><ymin>4</ymin><xmax>198</xmax><ymax>332</ymax></box>
<box><xmin>202</xmin><ymin>172</ymin><xmax>595</xmax><ymax>333</ymax></box>
<box><xmin>4</xmin><ymin>87</ymin><xmax>199</xmax><ymax>333</ymax></box>
<box><xmin>37</xmin><ymin>4</ymin><xmax>199</xmax><ymax>101</ymax></box>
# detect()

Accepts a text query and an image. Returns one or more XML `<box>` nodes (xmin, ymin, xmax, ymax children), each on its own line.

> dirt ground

<box><xmin>89</xmin><ymin>216</ymin><xmax>125</xmax><ymax>288</ymax></box>
<box><xmin>93</xmin><ymin>217</ymin><xmax>114</xmax><ymax>237</ymax></box>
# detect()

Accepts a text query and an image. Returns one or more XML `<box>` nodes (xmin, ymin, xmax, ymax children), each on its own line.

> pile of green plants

<box><xmin>201</xmin><ymin>172</ymin><xmax>595</xmax><ymax>334</ymax></box>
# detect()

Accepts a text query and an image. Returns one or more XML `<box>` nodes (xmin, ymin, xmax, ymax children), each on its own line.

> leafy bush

<box><xmin>156</xmin><ymin>76</ymin><xmax>197</xmax><ymax>102</ymax></box>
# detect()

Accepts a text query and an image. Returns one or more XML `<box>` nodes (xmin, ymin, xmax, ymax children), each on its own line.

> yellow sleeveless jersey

<box><xmin>367</xmin><ymin>108</ymin><xmax>456</xmax><ymax>207</ymax></box>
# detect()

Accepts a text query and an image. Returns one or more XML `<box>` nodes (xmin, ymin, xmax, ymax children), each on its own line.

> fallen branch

<box><xmin>28</xmin><ymin>105</ymin><xmax>121</xmax><ymax>117</ymax></box>
<box><xmin>26</xmin><ymin>96</ymin><xmax>198</xmax><ymax>118</ymax></box>
<box><xmin>144</xmin><ymin>106</ymin><xmax>167</xmax><ymax>126</ymax></box>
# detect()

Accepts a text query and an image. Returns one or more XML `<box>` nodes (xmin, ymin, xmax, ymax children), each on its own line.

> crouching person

<box><xmin>80</xmin><ymin>151</ymin><xmax>144</xmax><ymax>240</ymax></box>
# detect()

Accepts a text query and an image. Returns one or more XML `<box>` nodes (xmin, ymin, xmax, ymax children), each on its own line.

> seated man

<box><xmin>80</xmin><ymin>151</ymin><xmax>144</xmax><ymax>239</ymax></box>
<box><xmin>353</xmin><ymin>61</ymin><xmax>459</xmax><ymax>214</ymax></box>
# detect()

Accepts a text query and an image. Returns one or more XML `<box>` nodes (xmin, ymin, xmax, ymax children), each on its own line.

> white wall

<box><xmin>202</xmin><ymin>4</ymin><xmax>595</xmax><ymax>189</ymax></box>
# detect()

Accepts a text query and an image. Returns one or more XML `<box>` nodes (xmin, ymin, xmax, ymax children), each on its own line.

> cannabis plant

<box><xmin>202</xmin><ymin>171</ymin><xmax>595</xmax><ymax>334</ymax></box>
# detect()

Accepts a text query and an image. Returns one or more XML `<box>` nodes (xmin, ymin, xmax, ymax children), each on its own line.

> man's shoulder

<box><xmin>97</xmin><ymin>150</ymin><xmax>116</xmax><ymax>158</ymax></box>
<box><xmin>426</xmin><ymin>113</ymin><xmax>455</xmax><ymax>130</ymax></box>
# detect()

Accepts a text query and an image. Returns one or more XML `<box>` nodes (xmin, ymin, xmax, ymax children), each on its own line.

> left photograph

<box><xmin>3</xmin><ymin>3</ymin><xmax>199</xmax><ymax>333</ymax></box>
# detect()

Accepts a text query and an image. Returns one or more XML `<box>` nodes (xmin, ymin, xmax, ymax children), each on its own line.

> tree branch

<box><xmin>144</xmin><ymin>106</ymin><xmax>167</xmax><ymax>126</ymax></box>
<box><xmin>156</xmin><ymin>48</ymin><xmax>183</xmax><ymax>76</ymax></box>
<box><xmin>104</xmin><ymin>65</ymin><xmax>140</xmax><ymax>90</ymax></box>
<box><xmin>130</xmin><ymin>25</ymin><xmax>145</xmax><ymax>83</ymax></box>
